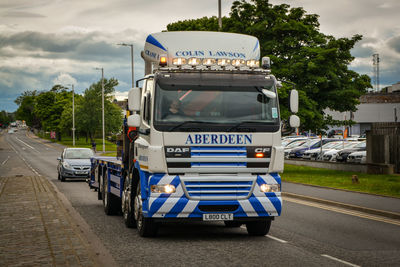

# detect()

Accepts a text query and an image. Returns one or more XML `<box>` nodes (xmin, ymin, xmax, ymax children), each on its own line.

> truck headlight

<box><xmin>260</xmin><ymin>184</ymin><xmax>280</xmax><ymax>193</ymax></box>
<box><xmin>151</xmin><ymin>184</ymin><xmax>176</xmax><ymax>194</ymax></box>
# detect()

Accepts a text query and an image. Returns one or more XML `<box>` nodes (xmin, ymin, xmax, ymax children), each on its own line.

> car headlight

<box><xmin>62</xmin><ymin>162</ymin><xmax>72</xmax><ymax>169</ymax></box>
<box><xmin>260</xmin><ymin>184</ymin><xmax>280</xmax><ymax>193</ymax></box>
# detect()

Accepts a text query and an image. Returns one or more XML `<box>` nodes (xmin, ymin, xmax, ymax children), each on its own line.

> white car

<box><xmin>347</xmin><ymin>151</ymin><xmax>367</xmax><ymax>164</ymax></box>
<box><xmin>302</xmin><ymin>141</ymin><xmax>345</xmax><ymax>160</ymax></box>
<box><xmin>321</xmin><ymin>141</ymin><xmax>361</xmax><ymax>161</ymax></box>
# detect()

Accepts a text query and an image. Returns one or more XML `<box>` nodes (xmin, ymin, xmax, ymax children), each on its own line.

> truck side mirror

<box><xmin>290</xmin><ymin>89</ymin><xmax>298</xmax><ymax>113</ymax></box>
<box><xmin>289</xmin><ymin>115</ymin><xmax>300</xmax><ymax>128</ymax></box>
<box><xmin>127</xmin><ymin>114</ymin><xmax>141</xmax><ymax>127</ymax></box>
<box><xmin>128</xmin><ymin>87</ymin><xmax>141</xmax><ymax>112</ymax></box>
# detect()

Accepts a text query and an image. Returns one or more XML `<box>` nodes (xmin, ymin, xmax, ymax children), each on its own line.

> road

<box><xmin>1</xmin><ymin>129</ymin><xmax>400</xmax><ymax>266</ymax></box>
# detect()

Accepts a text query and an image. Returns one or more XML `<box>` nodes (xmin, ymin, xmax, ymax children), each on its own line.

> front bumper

<box><xmin>142</xmin><ymin>173</ymin><xmax>282</xmax><ymax>219</ymax></box>
<box><xmin>61</xmin><ymin>168</ymin><xmax>90</xmax><ymax>178</ymax></box>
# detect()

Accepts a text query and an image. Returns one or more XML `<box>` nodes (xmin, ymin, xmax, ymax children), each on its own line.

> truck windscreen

<box><xmin>153</xmin><ymin>74</ymin><xmax>280</xmax><ymax>132</ymax></box>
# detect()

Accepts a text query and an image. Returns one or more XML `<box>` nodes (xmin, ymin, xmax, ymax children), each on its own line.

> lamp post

<box><xmin>67</xmin><ymin>84</ymin><xmax>76</xmax><ymax>146</ymax></box>
<box><xmin>218</xmin><ymin>0</ymin><xmax>222</xmax><ymax>31</ymax></box>
<box><xmin>117</xmin><ymin>43</ymin><xmax>134</xmax><ymax>88</ymax></box>
<box><xmin>95</xmin><ymin>67</ymin><xmax>105</xmax><ymax>153</ymax></box>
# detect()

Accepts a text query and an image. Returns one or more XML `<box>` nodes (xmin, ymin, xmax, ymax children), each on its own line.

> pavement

<box><xmin>0</xmin><ymin>132</ymin><xmax>116</xmax><ymax>267</ymax></box>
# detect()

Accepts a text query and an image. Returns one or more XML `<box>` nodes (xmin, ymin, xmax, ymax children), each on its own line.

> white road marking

<box><xmin>8</xmin><ymin>140</ymin><xmax>41</xmax><ymax>176</ymax></box>
<box><xmin>240</xmin><ymin>225</ymin><xmax>288</xmax><ymax>243</ymax></box>
<box><xmin>285</xmin><ymin>196</ymin><xmax>400</xmax><ymax>226</ymax></box>
<box><xmin>1</xmin><ymin>156</ymin><xmax>10</xmax><ymax>165</ymax></box>
<box><xmin>266</xmin><ymin>235</ymin><xmax>288</xmax><ymax>243</ymax></box>
<box><xmin>16</xmin><ymin>137</ymin><xmax>38</xmax><ymax>152</ymax></box>
<box><xmin>322</xmin><ymin>254</ymin><xmax>360</xmax><ymax>267</ymax></box>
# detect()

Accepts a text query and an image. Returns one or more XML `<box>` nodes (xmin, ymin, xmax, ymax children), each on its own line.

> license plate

<box><xmin>75</xmin><ymin>171</ymin><xmax>87</xmax><ymax>174</ymax></box>
<box><xmin>203</xmin><ymin>213</ymin><xmax>233</xmax><ymax>221</ymax></box>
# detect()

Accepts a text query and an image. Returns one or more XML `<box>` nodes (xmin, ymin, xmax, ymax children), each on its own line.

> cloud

<box><xmin>387</xmin><ymin>35</ymin><xmax>400</xmax><ymax>54</ymax></box>
<box><xmin>53</xmin><ymin>73</ymin><xmax>77</xmax><ymax>86</ymax></box>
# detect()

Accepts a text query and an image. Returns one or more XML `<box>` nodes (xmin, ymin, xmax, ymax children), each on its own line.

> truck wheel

<box><xmin>102</xmin><ymin>168</ymin><xmax>119</xmax><ymax>215</ymax></box>
<box><xmin>97</xmin><ymin>167</ymin><xmax>102</xmax><ymax>200</ymax></box>
<box><xmin>224</xmin><ymin>221</ymin><xmax>242</xmax><ymax>227</ymax></box>
<box><xmin>122</xmin><ymin>172</ymin><xmax>136</xmax><ymax>228</ymax></box>
<box><xmin>134</xmin><ymin>182</ymin><xmax>158</xmax><ymax>237</ymax></box>
<box><xmin>246</xmin><ymin>220</ymin><xmax>271</xmax><ymax>236</ymax></box>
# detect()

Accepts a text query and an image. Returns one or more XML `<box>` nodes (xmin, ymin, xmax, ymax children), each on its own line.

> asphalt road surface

<box><xmin>2</xmin><ymin>129</ymin><xmax>400</xmax><ymax>266</ymax></box>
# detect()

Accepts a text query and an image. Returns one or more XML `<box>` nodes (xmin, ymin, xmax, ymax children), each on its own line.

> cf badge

<box><xmin>165</xmin><ymin>147</ymin><xmax>191</xmax><ymax>158</ymax></box>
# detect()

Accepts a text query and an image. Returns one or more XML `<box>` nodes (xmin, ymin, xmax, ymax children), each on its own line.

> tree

<box><xmin>15</xmin><ymin>90</ymin><xmax>40</xmax><ymax>128</ymax></box>
<box><xmin>0</xmin><ymin>110</ymin><xmax>14</xmax><ymax>127</ymax></box>
<box><xmin>166</xmin><ymin>0</ymin><xmax>371</xmax><ymax>132</ymax></box>
<box><xmin>76</xmin><ymin>78</ymin><xmax>123</xmax><ymax>141</ymax></box>
<box><xmin>34</xmin><ymin>85</ymin><xmax>71</xmax><ymax>140</ymax></box>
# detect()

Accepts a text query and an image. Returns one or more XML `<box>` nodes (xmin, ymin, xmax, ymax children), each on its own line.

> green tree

<box><xmin>34</xmin><ymin>85</ymin><xmax>71</xmax><ymax>140</ymax></box>
<box><xmin>76</xmin><ymin>78</ymin><xmax>123</xmax><ymax>141</ymax></box>
<box><xmin>167</xmin><ymin>0</ymin><xmax>371</xmax><ymax>132</ymax></box>
<box><xmin>0</xmin><ymin>110</ymin><xmax>13</xmax><ymax>127</ymax></box>
<box><xmin>15</xmin><ymin>90</ymin><xmax>40</xmax><ymax>127</ymax></box>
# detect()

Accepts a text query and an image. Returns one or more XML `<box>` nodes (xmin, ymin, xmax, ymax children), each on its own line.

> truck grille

<box><xmin>166</xmin><ymin>146</ymin><xmax>270</xmax><ymax>174</ymax></box>
<box><xmin>180</xmin><ymin>176</ymin><xmax>255</xmax><ymax>200</ymax></box>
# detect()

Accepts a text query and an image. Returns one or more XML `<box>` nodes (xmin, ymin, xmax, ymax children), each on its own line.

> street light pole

<box><xmin>67</xmin><ymin>84</ymin><xmax>76</xmax><ymax>146</ymax></box>
<box><xmin>218</xmin><ymin>0</ymin><xmax>222</xmax><ymax>31</ymax></box>
<box><xmin>95</xmin><ymin>67</ymin><xmax>105</xmax><ymax>154</ymax></box>
<box><xmin>72</xmin><ymin>84</ymin><xmax>75</xmax><ymax>146</ymax></box>
<box><xmin>117</xmin><ymin>43</ymin><xmax>134</xmax><ymax>88</ymax></box>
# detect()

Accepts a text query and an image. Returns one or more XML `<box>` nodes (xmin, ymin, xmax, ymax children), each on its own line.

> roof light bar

<box><xmin>172</xmin><ymin>57</ymin><xmax>186</xmax><ymax>66</ymax></box>
<box><xmin>187</xmin><ymin>58</ymin><xmax>201</xmax><ymax>66</ymax></box>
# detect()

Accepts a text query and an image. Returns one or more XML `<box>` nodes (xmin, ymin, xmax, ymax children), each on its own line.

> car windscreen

<box><xmin>65</xmin><ymin>149</ymin><xmax>94</xmax><ymax>159</ymax></box>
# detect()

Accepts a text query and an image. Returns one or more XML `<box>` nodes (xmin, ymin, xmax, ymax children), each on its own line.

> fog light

<box><xmin>260</xmin><ymin>184</ymin><xmax>280</xmax><ymax>193</ymax></box>
<box><xmin>151</xmin><ymin>184</ymin><xmax>176</xmax><ymax>194</ymax></box>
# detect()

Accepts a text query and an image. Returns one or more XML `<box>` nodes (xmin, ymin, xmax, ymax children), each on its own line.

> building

<box><xmin>325</xmin><ymin>90</ymin><xmax>400</xmax><ymax>136</ymax></box>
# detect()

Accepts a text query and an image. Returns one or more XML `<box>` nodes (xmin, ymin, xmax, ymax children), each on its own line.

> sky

<box><xmin>0</xmin><ymin>0</ymin><xmax>399</xmax><ymax>112</ymax></box>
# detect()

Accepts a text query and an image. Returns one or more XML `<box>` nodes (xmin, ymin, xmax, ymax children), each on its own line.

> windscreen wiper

<box><xmin>168</xmin><ymin>120</ymin><xmax>218</xmax><ymax>132</ymax></box>
<box><xmin>227</xmin><ymin>121</ymin><xmax>263</xmax><ymax>132</ymax></box>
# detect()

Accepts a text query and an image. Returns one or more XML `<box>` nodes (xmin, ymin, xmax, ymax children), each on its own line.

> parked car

<box><xmin>302</xmin><ymin>141</ymin><xmax>346</xmax><ymax>160</ymax></box>
<box><xmin>347</xmin><ymin>151</ymin><xmax>367</xmax><ymax>164</ymax></box>
<box><xmin>284</xmin><ymin>139</ymin><xmax>314</xmax><ymax>159</ymax></box>
<box><xmin>321</xmin><ymin>141</ymin><xmax>361</xmax><ymax>161</ymax></box>
<box><xmin>57</xmin><ymin>148</ymin><xmax>94</xmax><ymax>182</ymax></box>
<box><xmin>289</xmin><ymin>139</ymin><xmax>341</xmax><ymax>159</ymax></box>
<box><xmin>336</xmin><ymin>141</ymin><xmax>366</xmax><ymax>162</ymax></box>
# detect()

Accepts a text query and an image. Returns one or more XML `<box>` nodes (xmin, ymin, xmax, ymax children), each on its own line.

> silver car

<box><xmin>57</xmin><ymin>148</ymin><xmax>94</xmax><ymax>182</ymax></box>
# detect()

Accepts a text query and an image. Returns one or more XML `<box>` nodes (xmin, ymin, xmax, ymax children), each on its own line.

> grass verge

<box><xmin>282</xmin><ymin>164</ymin><xmax>400</xmax><ymax>198</ymax></box>
<box><xmin>38</xmin><ymin>133</ymin><xmax>117</xmax><ymax>152</ymax></box>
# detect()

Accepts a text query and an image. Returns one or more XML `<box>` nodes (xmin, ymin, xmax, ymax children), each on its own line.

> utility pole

<box><xmin>95</xmin><ymin>67</ymin><xmax>105</xmax><ymax>153</ymax></box>
<box><xmin>117</xmin><ymin>43</ymin><xmax>134</xmax><ymax>88</ymax></box>
<box><xmin>218</xmin><ymin>0</ymin><xmax>222</xmax><ymax>31</ymax></box>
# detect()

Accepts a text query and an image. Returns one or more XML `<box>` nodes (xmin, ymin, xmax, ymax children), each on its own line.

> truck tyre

<box><xmin>102</xmin><ymin>168</ymin><xmax>120</xmax><ymax>215</ymax></box>
<box><xmin>246</xmin><ymin>220</ymin><xmax>271</xmax><ymax>236</ymax></box>
<box><xmin>97</xmin><ymin>167</ymin><xmax>102</xmax><ymax>200</ymax></box>
<box><xmin>224</xmin><ymin>221</ymin><xmax>242</xmax><ymax>227</ymax></box>
<box><xmin>134</xmin><ymin>181</ymin><xmax>158</xmax><ymax>237</ymax></box>
<box><xmin>122</xmin><ymin>171</ymin><xmax>137</xmax><ymax>228</ymax></box>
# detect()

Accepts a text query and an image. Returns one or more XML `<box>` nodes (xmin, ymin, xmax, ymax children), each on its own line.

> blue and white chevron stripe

<box><xmin>137</xmin><ymin>162</ymin><xmax>282</xmax><ymax>219</ymax></box>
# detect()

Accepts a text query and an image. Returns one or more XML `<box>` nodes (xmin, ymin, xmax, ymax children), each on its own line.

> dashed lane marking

<box><xmin>285</xmin><ymin>196</ymin><xmax>400</xmax><ymax>227</ymax></box>
<box><xmin>16</xmin><ymin>136</ymin><xmax>39</xmax><ymax>152</ymax></box>
<box><xmin>1</xmin><ymin>156</ymin><xmax>10</xmax><ymax>165</ymax></box>
<box><xmin>322</xmin><ymin>254</ymin><xmax>360</xmax><ymax>267</ymax></box>
<box><xmin>266</xmin><ymin>235</ymin><xmax>288</xmax><ymax>243</ymax></box>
